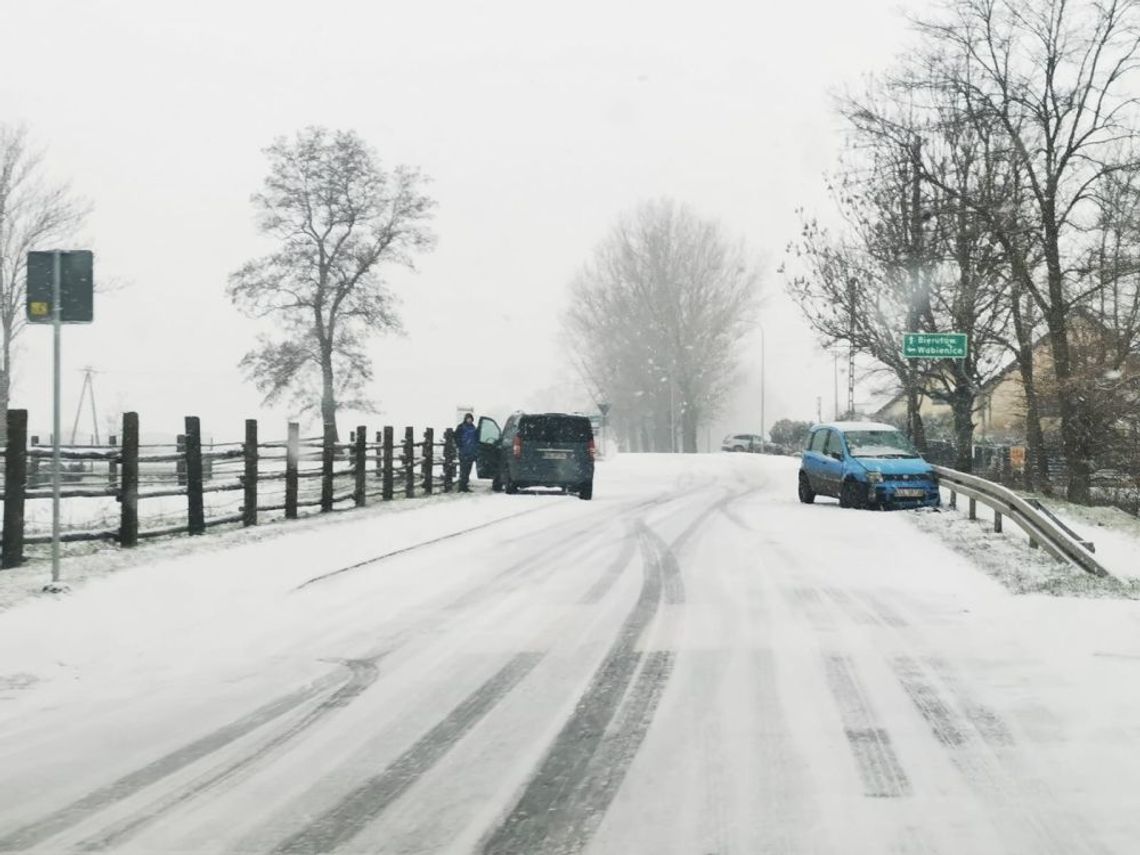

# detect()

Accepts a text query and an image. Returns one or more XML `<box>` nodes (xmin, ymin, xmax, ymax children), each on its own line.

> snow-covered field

<box><xmin>1</xmin><ymin>453</ymin><xmax>1139</xmax><ymax>853</ymax></box>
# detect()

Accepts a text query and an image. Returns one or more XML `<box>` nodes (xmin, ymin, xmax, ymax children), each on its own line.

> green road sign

<box><xmin>26</xmin><ymin>250</ymin><xmax>94</xmax><ymax>323</ymax></box>
<box><xmin>903</xmin><ymin>332</ymin><xmax>968</xmax><ymax>359</ymax></box>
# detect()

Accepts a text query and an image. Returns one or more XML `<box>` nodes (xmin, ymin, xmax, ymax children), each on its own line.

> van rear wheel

<box><xmin>578</xmin><ymin>480</ymin><xmax>593</xmax><ymax>500</ymax></box>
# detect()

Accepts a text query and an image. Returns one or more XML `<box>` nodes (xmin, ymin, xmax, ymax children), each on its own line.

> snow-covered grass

<box><xmin>907</xmin><ymin>488</ymin><xmax>1140</xmax><ymax>599</ymax></box>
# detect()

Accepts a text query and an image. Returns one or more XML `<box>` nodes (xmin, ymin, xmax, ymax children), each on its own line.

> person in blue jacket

<box><xmin>455</xmin><ymin>412</ymin><xmax>479</xmax><ymax>492</ymax></box>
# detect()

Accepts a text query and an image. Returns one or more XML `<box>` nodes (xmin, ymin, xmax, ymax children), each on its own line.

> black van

<box><xmin>475</xmin><ymin>412</ymin><xmax>595</xmax><ymax>500</ymax></box>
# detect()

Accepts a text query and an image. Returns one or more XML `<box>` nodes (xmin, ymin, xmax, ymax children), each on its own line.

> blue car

<box><xmin>798</xmin><ymin>421</ymin><xmax>941</xmax><ymax>510</ymax></box>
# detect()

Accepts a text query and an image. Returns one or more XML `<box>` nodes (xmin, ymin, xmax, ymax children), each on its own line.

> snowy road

<box><xmin>2</xmin><ymin>454</ymin><xmax>1140</xmax><ymax>854</ymax></box>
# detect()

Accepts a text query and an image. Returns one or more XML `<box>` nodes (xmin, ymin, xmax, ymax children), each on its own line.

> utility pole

<box><xmin>847</xmin><ymin>277</ymin><xmax>857</xmax><ymax>420</ymax></box>
<box><xmin>833</xmin><ymin>353</ymin><xmax>840</xmax><ymax>420</ymax></box>
<box><xmin>70</xmin><ymin>367</ymin><xmax>101</xmax><ymax>445</ymax></box>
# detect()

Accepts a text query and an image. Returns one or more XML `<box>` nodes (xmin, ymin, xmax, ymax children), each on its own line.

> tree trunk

<box><xmin>1043</xmin><ymin>304</ymin><xmax>1091</xmax><ymax>503</ymax></box>
<box><xmin>905</xmin><ymin>386</ymin><xmax>928</xmax><ymax>454</ymax></box>
<box><xmin>950</xmin><ymin>389</ymin><xmax>975</xmax><ymax>472</ymax></box>
<box><xmin>0</xmin><ymin>332</ymin><xmax>10</xmax><ymax>445</ymax></box>
<box><xmin>681</xmin><ymin>404</ymin><xmax>699</xmax><ymax>453</ymax></box>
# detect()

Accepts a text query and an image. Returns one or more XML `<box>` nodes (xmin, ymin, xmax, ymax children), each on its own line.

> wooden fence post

<box><xmin>375</xmin><ymin>430</ymin><xmax>383</xmax><ymax>480</ymax></box>
<box><xmin>404</xmin><ymin>426</ymin><xmax>415</xmax><ymax>498</ymax></box>
<box><xmin>2</xmin><ymin>410</ymin><xmax>29</xmax><ymax>569</ymax></box>
<box><xmin>382</xmin><ymin>426</ymin><xmax>394</xmax><ymax>500</ymax></box>
<box><xmin>422</xmin><ymin>428</ymin><xmax>434</xmax><ymax>495</ymax></box>
<box><xmin>442</xmin><ymin>428</ymin><xmax>455</xmax><ymax>493</ymax></box>
<box><xmin>285</xmin><ymin>422</ymin><xmax>299</xmax><ymax>519</ymax></box>
<box><xmin>108</xmin><ymin>434</ymin><xmax>118</xmax><ymax>488</ymax></box>
<box><xmin>176</xmin><ymin>434</ymin><xmax>187</xmax><ymax>486</ymax></box>
<box><xmin>321</xmin><ymin>422</ymin><xmax>335</xmax><ymax>513</ymax></box>
<box><xmin>243</xmin><ymin>419</ymin><xmax>258</xmax><ymax>527</ymax></box>
<box><xmin>354</xmin><ymin>424</ymin><xmax>367</xmax><ymax>508</ymax></box>
<box><xmin>120</xmin><ymin>413</ymin><xmax>139</xmax><ymax>548</ymax></box>
<box><xmin>185</xmin><ymin>416</ymin><xmax>205</xmax><ymax>535</ymax></box>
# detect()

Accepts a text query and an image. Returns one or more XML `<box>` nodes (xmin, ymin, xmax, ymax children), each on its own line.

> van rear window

<box><xmin>519</xmin><ymin>416</ymin><xmax>593</xmax><ymax>442</ymax></box>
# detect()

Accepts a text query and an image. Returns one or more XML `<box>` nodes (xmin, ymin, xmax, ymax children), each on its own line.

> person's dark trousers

<box><xmin>458</xmin><ymin>458</ymin><xmax>474</xmax><ymax>491</ymax></box>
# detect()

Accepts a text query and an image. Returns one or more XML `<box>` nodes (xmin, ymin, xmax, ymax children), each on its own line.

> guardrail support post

<box><xmin>120</xmin><ymin>413</ymin><xmax>139</xmax><ymax>548</ymax></box>
<box><xmin>354</xmin><ymin>424</ymin><xmax>367</xmax><ymax>508</ymax></box>
<box><xmin>422</xmin><ymin>428</ymin><xmax>434</xmax><ymax>495</ymax></box>
<box><xmin>185</xmin><ymin>416</ymin><xmax>205</xmax><ymax>535</ymax></box>
<box><xmin>382</xmin><ymin>426</ymin><xmax>394</xmax><ymax>500</ymax></box>
<box><xmin>404</xmin><ymin>426</ymin><xmax>415</xmax><ymax>499</ymax></box>
<box><xmin>949</xmin><ymin>489</ymin><xmax>957</xmax><ymax>510</ymax></box>
<box><xmin>968</xmin><ymin>497</ymin><xmax>977</xmax><ymax>520</ymax></box>
<box><xmin>994</xmin><ymin>511</ymin><xmax>1003</xmax><ymax>534</ymax></box>
<box><xmin>243</xmin><ymin>419</ymin><xmax>258</xmax><ymax>527</ymax></box>
<box><xmin>2</xmin><ymin>410</ymin><xmax>29</xmax><ymax>569</ymax></box>
<box><xmin>285</xmin><ymin>422</ymin><xmax>299</xmax><ymax>519</ymax></box>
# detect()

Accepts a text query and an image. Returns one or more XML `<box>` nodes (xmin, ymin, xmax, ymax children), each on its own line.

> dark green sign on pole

<box><xmin>26</xmin><ymin>250</ymin><xmax>94</xmax><ymax>323</ymax></box>
<box><xmin>902</xmin><ymin>332</ymin><xmax>968</xmax><ymax>359</ymax></box>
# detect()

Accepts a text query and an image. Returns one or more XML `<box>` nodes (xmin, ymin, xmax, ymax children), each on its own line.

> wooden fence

<box><xmin>0</xmin><ymin>410</ymin><xmax>457</xmax><ymax>569</ymax></box>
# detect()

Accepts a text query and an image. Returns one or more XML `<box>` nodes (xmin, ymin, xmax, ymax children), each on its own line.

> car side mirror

<box><xmin>830</xmin><ymin>452</ymin><xmax>843</xmax><ymax>461</ymax></box>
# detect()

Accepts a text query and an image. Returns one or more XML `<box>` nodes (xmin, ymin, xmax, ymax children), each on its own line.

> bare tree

<box><xmin>565</xmin><ymin>200</ymin><xmax>758</xmax><ymax>453</ymax></box>
<box><xmin>909</xmin><ymin>0</ymin><xmax>1140</xmax><ymax>501</ymax></box>
<box><xmin>0</xmin><ymin>124</ymin><xmax>89</xmax><ymax>439</ymax></box>
<box><xmin>229</xmin><ymin>127</ymin><xmax>436</xmax><ymax>442</ymax></box>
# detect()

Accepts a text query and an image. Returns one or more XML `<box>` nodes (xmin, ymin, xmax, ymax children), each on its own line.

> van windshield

<box><xmin>519</xmin><ymin>416</ymin><xmax>592</xmax><ymax>443</ymax></box>
<box><xmin>844</xmin><ymin>430</ymin><xmax>919</xmax><ymax>459</ymax></box>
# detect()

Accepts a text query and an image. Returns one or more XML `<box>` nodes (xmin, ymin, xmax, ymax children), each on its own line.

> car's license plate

<box><xmin>895</xmin><ymin>488</ymin><xmax>925</xmax><ymax>498</ymax></box>
<box><xmin>543</xmin><ymin>452</ymin><xmax>569</xmax><ymax>460</ymax></box>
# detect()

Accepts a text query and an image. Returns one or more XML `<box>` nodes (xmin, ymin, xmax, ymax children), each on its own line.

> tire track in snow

<box><xmin>889</xmin><ymin>655</ymin><xmax>1106</xmax><ymax>855</ymax></box>
<box><xmin>270</xmin><ymin>652</ymin><xmax>543</xmax><ymax>855</ymax></box>
<box><xmin>76</xmin><ymin>658</ymin><xmax>383</xmax><ymax>851</ymax></box>
<box><xmin>578</xmin><ymin>527</ymin><xmax>638</xmax><ymax>604</ymax></box>
<box><xmin>0</xmin><ymin>663</ymin><xmax>361</xmax><ymax>853</ymax></box>
<box><xmin>479</xmin><ymin>523</ymin><xmax>670</xmax><ymax>855</ymax></box>
<box><xmin>821</xmin><ymin>654</ymin><xmax>912</xmax><ymax>798</ymax></box>
<box><xmin>636</xmin><ymin>521</ymin><xmax>685</xmax><ymax>605</ymax></box>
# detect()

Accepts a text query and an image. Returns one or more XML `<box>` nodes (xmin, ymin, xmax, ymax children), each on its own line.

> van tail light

<box><xmin>513</xmin><ymin>435</ymin><xmax>522</xmax><ymax>459</ymax></box>
<box><xmin>588</xmin><ymin>437</ymin><xmax>596</xmax><ymax>460</ymax></box>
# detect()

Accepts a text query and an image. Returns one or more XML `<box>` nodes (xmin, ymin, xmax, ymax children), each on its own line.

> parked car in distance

<box><xmin>721</xmin><ymin>433</ymin><xmax>766</xmax><ymax>453</ymax></box>
<box><xmin>475</xmin><ymin>412</ymin><xmax>596</xmax><ymax>500</ymax></box>
<box><xmin>798</xmin><ymin>421</ymin><xmax>940</xmax><ymax>510</ymax></box>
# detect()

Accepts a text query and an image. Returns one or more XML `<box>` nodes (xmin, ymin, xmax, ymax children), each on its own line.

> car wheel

<box><xmin>578</xmin><ymin>480</ymin><xmax>593</xmax><ymax>500</ymax></box>
<box><xmin>504</xmin><ymin>470</ymin><xmax>518</xmax><ymax>494</ymax></box>
<box><xmin>839</xmin><ymin>479</ymin><xmax>867</xmax><ymax>509</ymax></box>
<box><xmin>491</xmin><ymin>472</ymin><xmax>503</xmax><ymax>492</ymax></box>
<box><xmin>733</xmin><ymin>445</ymin><xmax>745</xmax><ymax>452</ymax></box>
<box><xmin>798</xmin><ymin>472</ymin><xmax>816</xmax><ymax>504</ymax></box>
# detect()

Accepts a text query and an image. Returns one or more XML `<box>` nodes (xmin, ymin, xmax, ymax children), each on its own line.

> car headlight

<box><xmin>866</xmin><ymin>469</ymin><xmax>883</xmax><ymax>483</ymax></box>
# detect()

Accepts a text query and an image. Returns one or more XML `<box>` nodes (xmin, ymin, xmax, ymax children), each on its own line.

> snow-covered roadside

<box><xmin>907</xmin><ymin>493</ymin><xmax>1140</xmax><ymax>599</ymax></box>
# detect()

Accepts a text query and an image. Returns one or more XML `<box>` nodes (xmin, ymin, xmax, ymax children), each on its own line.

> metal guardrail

<box><xmin>932</xmin><ymin>465</ymin><xmax>1110</xmax><ymax>578</ymax></box>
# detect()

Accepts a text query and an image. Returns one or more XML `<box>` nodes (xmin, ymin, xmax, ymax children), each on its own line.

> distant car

<box><xmin>721</xmin><ymin>433</ymin><xmax>766</xmax><ymax>453</ymax></box>
<box><xmin>475</xmin><ymin>412</ymin><xmax>596</xmax><ymax>500</ymax></box>
<box><xmin>798</xmin><ymin>421</ymin><xmax>940</xmax><ymax>509</ymax></box>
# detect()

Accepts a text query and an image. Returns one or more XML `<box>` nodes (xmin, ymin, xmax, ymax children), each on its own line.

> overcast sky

<box><xmin>1</xmin><ymin>0</ymin><xmax>913</xmax><ymax>444</ymax></box>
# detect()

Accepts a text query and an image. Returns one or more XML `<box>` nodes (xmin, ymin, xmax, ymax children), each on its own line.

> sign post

<box><xmin>26</xmin><ymin>249</ymin><xmax>94</xmax><ymax>591</ymax></box>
